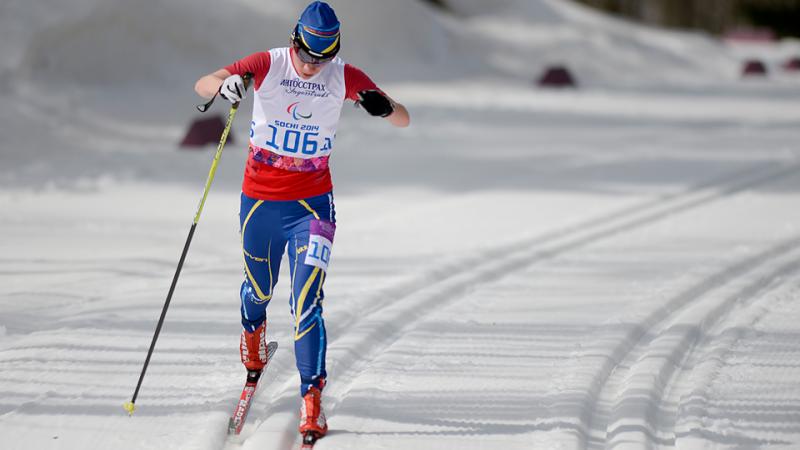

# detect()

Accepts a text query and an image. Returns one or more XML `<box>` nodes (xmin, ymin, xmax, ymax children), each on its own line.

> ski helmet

<box><xmin>291</xmin><ymin>1</ymin><xmax>341</xmax><ymax>64</ymax></box>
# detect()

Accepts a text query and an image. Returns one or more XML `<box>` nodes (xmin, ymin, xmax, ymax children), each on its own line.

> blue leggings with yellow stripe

<box><xmin>239</xmin><ymin>191</ymin><xmax>335</xmax><ymax>396</ymax></box>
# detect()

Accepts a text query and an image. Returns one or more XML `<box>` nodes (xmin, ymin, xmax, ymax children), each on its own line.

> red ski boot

<box><xmin>240</xmin><ymin>322</ymin><xmax>269</xmax><ymax>371</ymax></box>
<box><xmin>299</xmin><ymin>385</ymin><xmax>327</xmax><ymax>444</ymax></box>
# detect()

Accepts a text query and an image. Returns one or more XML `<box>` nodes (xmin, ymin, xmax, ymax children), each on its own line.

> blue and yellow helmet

<box><xmin>291</xmin><ymin>1</ymin><xmax>341</xmax><ymax>62</ymax></box>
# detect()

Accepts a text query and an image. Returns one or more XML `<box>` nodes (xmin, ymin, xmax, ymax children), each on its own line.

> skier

<box><xmin>193</xmin><ymin>0</ymin><xmax>410</xmax><ymax>443</ymax></box>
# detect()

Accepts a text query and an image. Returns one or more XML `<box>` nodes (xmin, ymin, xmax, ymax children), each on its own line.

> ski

<box><xmin>300</xmin><ymin>431</ymin><xmax>322</xmax><ymax>449</ymax></box>
<box><xmin>228</xmin><ymin>340</ymin><xmax>278</xmax><ymax>435</ymax></box>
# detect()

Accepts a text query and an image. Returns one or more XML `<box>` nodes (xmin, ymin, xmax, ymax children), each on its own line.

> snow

<box><xmin>2</xmin><ymin>0</ymin><xmax>800</xmax><ymax>449</ymax></box>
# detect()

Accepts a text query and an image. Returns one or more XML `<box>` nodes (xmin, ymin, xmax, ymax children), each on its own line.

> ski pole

<box><xmin>124</xmin><ymin>73</ymin><xmax>252</xmax><ymax>416</ymax></box>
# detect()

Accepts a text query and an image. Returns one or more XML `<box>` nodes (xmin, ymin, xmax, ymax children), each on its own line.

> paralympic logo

<box><xmin>287</xmin><ymin>102</ymin><xmax>313</xmax><ymax>121</ymax></box>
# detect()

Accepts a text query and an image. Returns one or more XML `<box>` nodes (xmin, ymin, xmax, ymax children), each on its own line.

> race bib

<box><xmin>304</xmin><ymin>220</ymin><xmax>335</xmax><ymax>271</ymax></box>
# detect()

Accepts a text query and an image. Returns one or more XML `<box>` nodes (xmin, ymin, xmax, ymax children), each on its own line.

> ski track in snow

<box><xmin>232</xmin><ymin>159</ymin><xmax>800</xmax><ymax>449</ymax></box>
<box><xmin>671</xmin><ymin>272</ymin><xmax>800</xmax><ymax>448</ymax></box>
<box><xmin>589</xmin><ymin>234</ymin><xmax>800</xmax><ymax>449</ymax></box>
<box><xmin>674</xmin><ymin>279</ymin><xmax>800</xmax><ymax>449</ymax></box>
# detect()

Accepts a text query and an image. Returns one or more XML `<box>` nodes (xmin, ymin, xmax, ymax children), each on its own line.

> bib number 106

<box><xmin>253</xmin><ymin>122</ymin><xmax>332</xmax><ymax>156</ymax></box>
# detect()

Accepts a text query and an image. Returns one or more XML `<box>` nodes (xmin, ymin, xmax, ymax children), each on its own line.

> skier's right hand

<box><xmin>219</xmin><ymin>74</ymin><xmax>246</xmax><ymax>103</ymax></box>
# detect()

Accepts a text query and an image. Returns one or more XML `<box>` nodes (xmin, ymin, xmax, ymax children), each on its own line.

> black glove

<box><xmin>357</xmin><ymin>90</ymin><xmax>394</xmax><ymax>117</ymax></box>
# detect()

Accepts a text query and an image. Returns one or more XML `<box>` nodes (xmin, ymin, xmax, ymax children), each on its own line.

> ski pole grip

<box><xmin>196</xmin><ymin>72</ymin><xmax>254</xmax><ymax>113</ymax></box>
<box><xmin>233</xmin><ymin>72</ymin><xmax>254</xmax><ymax>109</ymax></box>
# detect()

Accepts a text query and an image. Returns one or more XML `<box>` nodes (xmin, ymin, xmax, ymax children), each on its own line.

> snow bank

<box><xmin>11</xmin><ymin>0</ymin><xmax>450</xmax><ymax>88</ymax></box>
<box><xmin>16</xmin><ymin>0</ymin><xmax>285</xmax><ymax>87</ymax></box>
<box><xmin>445</xmin><ymin>0</ymin><xmax>743</xmax><ymax>87</ymax></box>
<box><xmin>4</xmin><ymin>0</ymin><xmax>778</xmax><ymax>91</ymax></box>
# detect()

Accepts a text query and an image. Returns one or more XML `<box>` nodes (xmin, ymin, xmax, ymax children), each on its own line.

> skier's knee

<box><xmin>241</xmin><ymin>280</ymin><xmax>271</xmax><ymax>305</ymax></box>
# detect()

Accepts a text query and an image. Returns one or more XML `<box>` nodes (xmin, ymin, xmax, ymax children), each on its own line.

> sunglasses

<box><xmin>293</xmin><ymin>43</ymin><xmax>334</xmax><ymax>66</ymax></box>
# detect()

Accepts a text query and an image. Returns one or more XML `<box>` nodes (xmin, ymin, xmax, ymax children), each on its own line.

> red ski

<box><xmin>228</xmin><ymin>340</ymin><xmax>278</xmax><ymax>435</ymax></box>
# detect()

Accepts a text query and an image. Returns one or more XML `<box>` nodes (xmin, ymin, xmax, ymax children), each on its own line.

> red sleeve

<box><xmin>344</xmin><ymin>64</ymin><xmax>381</xmax><ymax>101</ymax></box>
<box><xmin>224</xmin><ymin>52</ymin><xmax>271</xmax><ymax>91</ymax></box>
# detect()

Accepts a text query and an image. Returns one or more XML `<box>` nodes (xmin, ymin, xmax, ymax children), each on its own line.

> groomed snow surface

<box><xmin>2</xmin><ymin>0</ymin><xmax>800</xmax><ymax>449</ymax></box>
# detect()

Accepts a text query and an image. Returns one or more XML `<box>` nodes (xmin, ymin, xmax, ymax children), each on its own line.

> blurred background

<box><xmin>575</xmin><ymin>0</ymin><xmax>800</xmax><ymax>38</ymax></box>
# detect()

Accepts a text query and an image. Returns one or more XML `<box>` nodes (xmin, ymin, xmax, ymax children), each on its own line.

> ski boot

<box><xmin>240</xmin><ymin>322</ymin><xmax>269</xmax><ymax>371</ymax></box>
<box><xmin>299</xmin><ymin>385</ymin><xmax>327</xmax><ymax>447</ymax></box>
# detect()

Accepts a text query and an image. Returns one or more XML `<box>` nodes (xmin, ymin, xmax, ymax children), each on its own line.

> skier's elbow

<box><xmin>194</xmin><ymin>78</ymin><xmax>206</xmax><ymax>98</ymax></box>
<box><xmin>195</xmin><ymin>70</ymin><xmax>230</xmax><ymax>99</ymax></box>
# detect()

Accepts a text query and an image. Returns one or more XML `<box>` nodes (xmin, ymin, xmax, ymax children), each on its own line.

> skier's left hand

<box><xmin>357</xmin><ymin>90</ymin><xmax>394</xmax><ymax>117</ymax></box>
